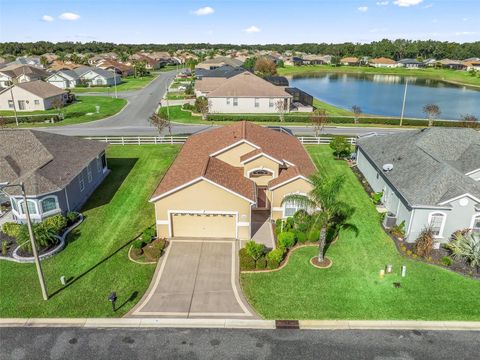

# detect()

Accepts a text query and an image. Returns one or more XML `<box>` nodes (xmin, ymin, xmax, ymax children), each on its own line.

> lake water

<box><xmin>288</xmin><ymin>73</ymin><xmax>480</xmax><ymax>120</ymax></box>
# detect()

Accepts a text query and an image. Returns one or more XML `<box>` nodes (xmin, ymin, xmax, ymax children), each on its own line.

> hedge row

<box><xmin>1</xmin><ymin>114</ymin><xmax>62</xmax><ymax>124</ymax></box>
<box><xmin>206</xmin><ymin>114</ymin><xmax>461</xmax><ymax>127</ymax></box>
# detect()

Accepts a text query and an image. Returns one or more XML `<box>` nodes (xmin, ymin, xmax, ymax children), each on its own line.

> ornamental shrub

<box><xmin>2</xmin><ymin>222</ymin><xmax>22</xmax><ymax>238</ymax></box>
<box><xmin>42</xmin><ymin>215</ymin><xmax>67</xmax><ymax>234</ymax></box>
<box><xmin>245</xmin><ymin>240</ymin><xmax>265</xmax><ymax>261</ymax></box>
<box><xmin>266</xmin><ymin>248</ymin><xmax>285</xmax><ymax>269</ymax></box>
<box><xmin>255</xmin><ymin>256</ymin><xmax>267</xmax><ymax>270</ymax></box>
<box><xmin>441</xmin><ymin>256</ymin><xmax>453</xmax><ymax>267</ymax></box>
<box><xmin>295</xmin><ymin>231</ymin><xmax>308</xmax><ymax>244</ymax></box>
<box><xmin>132</xmin><ymin>239</ymin><xmax>144</xmax><ymax>249</ymax></box>
<box><xmin>142</xmin><ymin>227</ymin><xmax>156</xmax><ymax>244</ymax></box>
<box><xmin>239</xmin><ymin>248</ymin><xmax>256</xmax><ymax>271</ymax></box>
<box><xmin>415</xmin><ymin>228</ymin><xmax>434</xmax><ymax>257</ymax></box>
<box><xmin>66</xmin><ymin>212</ymin><xmax>79</xmax><ymax>225</ymax></box>
<box><xmin>277</xmin><ymin>231</ymin><xmax>296</xmax><ymax>250</ymax></box>
<box><xmin>307</xmin><ymin>229</ymin><xmax>320</xmax><ymax>243</ymax></box>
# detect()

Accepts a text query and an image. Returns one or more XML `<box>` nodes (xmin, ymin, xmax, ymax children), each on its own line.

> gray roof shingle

<box><xmin>357</xmin><ymin>128</ymin><xmax>480</xmax><ymax>207</ymax></box>
<box><xmin>0</xmin><ymin>130</ymin><xmax>107</xmax><ymax>196</ymax></box>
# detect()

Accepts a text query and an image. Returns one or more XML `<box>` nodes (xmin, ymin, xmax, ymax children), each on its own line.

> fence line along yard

<box><xmin>83</xmin><ymin>135</ymin><xmax>357</xmax><ymax>145</ymax></box>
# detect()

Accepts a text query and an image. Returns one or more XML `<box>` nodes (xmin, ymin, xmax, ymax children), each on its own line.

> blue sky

<box><xmin>0</xmin><ymin>0</ymin><xmax>478</xmax><ymax>44</ymax></box>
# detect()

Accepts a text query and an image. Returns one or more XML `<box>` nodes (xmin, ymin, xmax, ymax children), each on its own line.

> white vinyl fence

<box><xmin>83</xmin><ymin>136</ymin><xmax>357</xmax><ymax>145</ymax></box>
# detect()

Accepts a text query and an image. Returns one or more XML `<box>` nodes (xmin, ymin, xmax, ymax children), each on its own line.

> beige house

<box><xmin>195</xmin><ymin>56</ymin><xmax>244</xmax><ymax>70</ymax></box>
<box><xmin>0</xmin><ymin>64</ymin><xmax>50</xmax><ymax>88</ymax></box>
<box><xmin>206</xmin><ymin>72</ymin><xmax>293</xmax><ymax>114</ymax></box>
<box><xmin>0</xmin><ymin>80</ymin><xmax>67</xmax><ymax>111</ymax></box>
<box><xmin>150</xmin><ymin>121</ymin><xmax>316</xmax><ymax>240</ymax></box>
<box><xmin>369</xmin><ymin>57</ymin><xmax>399</xmax><ymax>68</ymax></box>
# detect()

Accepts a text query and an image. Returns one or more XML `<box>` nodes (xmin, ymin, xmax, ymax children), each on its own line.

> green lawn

<box><xmin>278</xmin><ymin>65</ymin><xmax>480</xmax><ymax>88</ymax></box>
<box><xmin>2</xmin><ymin>96</ymin><xmax>127</xmax><ymax>127</ymax></box>
<box><xmin>313</xmin><ymin>98</ymin><xmax>352</xmax><ymax>116</ymax></box>
<box><xmin>72</xmin><ymin>74</ymin><xmax>157</xmax><ymax>93</ymax></box>
<box><xmin>241</xmin><ymin>146</ymin><xmax>480</xmax><ymax>320</ymax></box>
<box><xmin>0</xmin><ymin>145</ymin><xmax>179</xmax><ymax>318</ymax></box>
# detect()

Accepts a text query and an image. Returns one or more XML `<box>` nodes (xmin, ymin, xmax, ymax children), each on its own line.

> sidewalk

<box><xmin>1</xmin><ymin>318</ymin><xmax>479</xmax><ymax>331</ymax></box>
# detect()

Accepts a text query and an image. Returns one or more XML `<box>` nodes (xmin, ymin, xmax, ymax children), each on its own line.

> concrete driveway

<box><xmin>129</xmin><ymin>240</ymin><xmax>255</xmax><ymax>318</ymax></box>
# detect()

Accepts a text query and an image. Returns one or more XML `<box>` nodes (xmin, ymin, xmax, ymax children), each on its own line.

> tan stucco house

<box><xmin>0</xmin><ymin>80</ymin><xmax>67</xmax><ymax>111</ymax></box>
<box><xmin>150</xmin><ymin>121</ymin><xmax>316</xmax><ymax>240</ymax></box>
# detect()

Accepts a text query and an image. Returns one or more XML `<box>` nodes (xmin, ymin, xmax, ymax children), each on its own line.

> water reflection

<box><xmin>289</xmin><ymin>73</ymin><xmax>480</xmax><ymax>120</ymax></box>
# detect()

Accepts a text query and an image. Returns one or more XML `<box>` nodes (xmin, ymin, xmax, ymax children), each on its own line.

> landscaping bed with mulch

<box><xmin>128</xmin><ymin>227</ymin><xmax>169</xmax><ymax>264</ymax></box>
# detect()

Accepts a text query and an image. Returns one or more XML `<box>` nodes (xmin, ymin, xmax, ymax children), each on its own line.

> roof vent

<box><xmin>383</xmin><ymin>164</ymin><xmax>394</xmax><ymax>172</ymax></box>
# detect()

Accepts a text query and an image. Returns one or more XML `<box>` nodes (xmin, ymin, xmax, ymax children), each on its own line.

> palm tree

<box><xmin>282</xmin><ymin>171</ymin><xmax>358</xmax><ymax>263</ymax></box>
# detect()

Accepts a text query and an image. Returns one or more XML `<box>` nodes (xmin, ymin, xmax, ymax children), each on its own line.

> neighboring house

<box><xmin>423</xmin><ymin>58</ymin><xmax>437</xmax><ymax>67</ymax></box>
<box><xmin>9</xmin><ymin>56</ymin><xmax>43</xmax><ymax>68</ymax></box>
<box><xmin>398</xmin><ymin>58</ymin><xmax>425</xmax><ymax>68</ymax></box>
<box><xmin>74</xmin><ymin>67</ymin><xmax>122</xmax><ymax>86</ymax></box>
<box><xmin>340</xmin><ymin>57</ymin><xmax>360</xmax><ymax>66</ymax></box>
<box><xmin>194</xmin><ymin>77</ymin><xmax>230</xmax><ymax>97</ymax></box>
<box><xmin>150</xmin><ymin>121</ymin><xmax>316</xmax><ymax>240</ymax></box>
<box><xmin>96</xmin><ymin>59</ymin><xmax>134</xmax><ymax>77</ymax></box>
<box><xmin>45</xmin><ymin>70</ymin><xmax>80</xmax><ymax>89</ymax></box>
<box><xmin>0</xmin><ymin>81</ymin><xmax>67</xmax><ymax>111</ymax></box>
<box><xmin>0</xmin><ymin>65</ymin><xmax>50</xmax><ymax>88</ymax></box>
<box><xmin>195</xmin><ymin>56</ymin><xmax>244</xmax><ymax>70</ymax></box>
<box><xmin>302</xmin><ymin>54</ymin><xmax>331</xmax><ymax>65</ymax></box>
<box><xmin>463</xmin><ymin>61</ymin><xmax>480</xmax><ymax>71</ymax></box>
<box><xmin>0</xmin><ymin>129</ymin><xmax>109</xmax><ymax>223</ymax></box>
<box><xmin>128</xmin><ymin>54</ymin><xmax>162</xmax><ymax>70</ymax></box>
<box><xmin>206</xmin><ymin>72</ymin><xmax>293</xmax><ymax>114</ymax></box>
<box><xmin>195</xmin><ymin>65</ymin><xmax>246</xmax><ymax>79</ymax></box>
<box><xmin>370</xmin><ymin>57</ymin><xmax>399</xmax><ymax>68</ymax></box>
<box><xmin>285</xmin><ymin>87</ymin><xmax>314</xmax><ymax>112</ymax></box>
<box><xmin>438</xmin><ymin>59</ymin><xmax>466</xmax><ymax>70</ymax></box>
<box><xmin>356</xmin><ymin>128</ymin><xmax>480</xmax><ymax>243</ymax></box>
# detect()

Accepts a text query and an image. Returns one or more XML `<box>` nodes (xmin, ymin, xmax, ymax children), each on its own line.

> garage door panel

<box><xmin>171</xmin><ymin>213</ymin><xmax>236</xmax><ymax>238</ymax></box>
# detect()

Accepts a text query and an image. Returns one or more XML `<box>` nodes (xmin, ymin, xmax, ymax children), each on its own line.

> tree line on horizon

<box><xmin>1</xmin><ymin>39</ymin><xmax>479</xmax><ymax>60</ymax></box>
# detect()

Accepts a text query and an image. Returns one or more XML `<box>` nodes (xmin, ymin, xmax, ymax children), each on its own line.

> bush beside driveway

<box><xmin>0</xmin><ymin>145</ymin><xmax>179</xmax><ymax>318</ymax></box>
<box><xmin>240</xmin><ymin>146</ymin><xmax>480</xmax><ymax>321</ymax></box>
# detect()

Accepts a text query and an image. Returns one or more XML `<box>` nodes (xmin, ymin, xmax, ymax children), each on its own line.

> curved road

<box><xmin>39</xmin><ymin>71</ymin><xmax>410</xmax><ymax>137</ymax></box>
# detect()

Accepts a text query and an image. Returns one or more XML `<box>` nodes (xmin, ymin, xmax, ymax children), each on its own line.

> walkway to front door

<box><xmin>128</xmin><ymin>239</ymin><xmax>256</xmax><ymax>319</ymax></box>
<box><xmin>251</xmin><ymin>210</ymin><xmax>275</xmax><ymax>249</ymax></box>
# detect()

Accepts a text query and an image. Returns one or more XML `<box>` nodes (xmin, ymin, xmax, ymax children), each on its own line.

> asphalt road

<box><xmin>1</xmin><ymin>327</ymin><xmax>479</xmax><ymax>360</ymax></box>
<box><xmin>34</xmin><ymin>70</ymin><xmax>411</xmax><ymax>137</ymax></box>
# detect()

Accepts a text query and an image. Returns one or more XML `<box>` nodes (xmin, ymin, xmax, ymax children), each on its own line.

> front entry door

<box><xmin>257</xmin><ymin>187</ymin><xmax>268</xmax><ymax>209</ymax></box>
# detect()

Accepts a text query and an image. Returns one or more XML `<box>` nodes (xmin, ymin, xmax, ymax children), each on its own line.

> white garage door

<box><xmin>171</xmin><ymin>213</ymin><xmax>237</xmax><ymax>238</ymax></box>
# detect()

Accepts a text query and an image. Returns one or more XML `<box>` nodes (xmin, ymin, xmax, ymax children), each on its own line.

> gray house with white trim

<box><xmin>0</xmin><ymin>129</ymin><xmax>108</xmax><ymax>223</ymax></box>
<box><xmin>356</xmin><ymin>128</ymin><xmax>480</xmax><ymax>243</ymax></box>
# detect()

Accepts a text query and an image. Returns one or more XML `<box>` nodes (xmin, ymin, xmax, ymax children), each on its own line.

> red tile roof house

<box><xmin>150</xmin><ymin>122</ymin><xmax>316</xmax><ymax>243</ymax></box>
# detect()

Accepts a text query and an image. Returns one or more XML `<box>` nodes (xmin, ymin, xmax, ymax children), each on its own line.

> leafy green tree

<box><xmin>242</xmin><ymin>57</ymin><xmax>256</xmax><ymax>70</ymax></box>
<box><xmin>254</xmin><ymin>57</ymin><xmax>277</xmax><ymax>77</ymax></box>
<box><xmin>282</xmin><ymin>172</ymin><xmax>358</xmax><ymax>263</ymax></box>
<box><xmin>329</xmin><ymin>136</ymin><xmax>352</xmax><ymax>159</ymax></box>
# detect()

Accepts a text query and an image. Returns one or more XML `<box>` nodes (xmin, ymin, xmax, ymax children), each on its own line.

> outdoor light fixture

<box><xmin>108</xmin><ymin>292</ymin><xmax>117</xmax><ymax>311</ymax></box>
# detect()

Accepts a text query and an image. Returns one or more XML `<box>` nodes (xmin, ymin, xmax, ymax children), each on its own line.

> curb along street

<box><xmin>1</xmin><ymin>318</ymin><xmax>479</xmax><ymax>331</ymax></box>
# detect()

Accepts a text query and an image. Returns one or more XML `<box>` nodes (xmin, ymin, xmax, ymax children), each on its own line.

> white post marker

<box><xmin>401</xmin><ymin>265</ymin><xmax>407</xmax><ymax>277</ymax></box>
<box><xmin>400</xmin><ymin>79</ymin><xmax>408</xmax><ymax>127</ymax></box>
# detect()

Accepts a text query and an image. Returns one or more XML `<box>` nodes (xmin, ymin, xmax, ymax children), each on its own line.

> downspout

<box><xmin>64</xmin><ymin>186</ymin><xmax>71</xmax><ymax>212</ymax></box>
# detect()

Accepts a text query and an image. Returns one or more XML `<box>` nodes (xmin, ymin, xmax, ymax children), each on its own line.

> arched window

<box><xmin>283</xmin><ymin>193</ymin><xmax>308</xmax><ymax>217</ymax></box>
<box><xmin>250</xmin><ymin>169</ymin><xmax>273</xmax><ymax>178</ymax></box>
<box><xmin>20</xmin><ymin>200</ymin><xmax>38</xmax><ymax>215</ymax></box>
<box><xmin>41</xmin><ymin>197</ymin><xmax>58</xmax><ymax>213</ymax></box>
<box><xmin>428</xmin><ymin>212</ymin><xmax>446</xmax><ymax>237</ymax></box>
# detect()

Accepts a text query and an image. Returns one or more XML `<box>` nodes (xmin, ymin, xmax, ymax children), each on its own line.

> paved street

<box><xmin>33</xmin><ymin>70</ymin><xmax>412</xmax><ymax>138</ymax></box>
<box><xmin>1</xmin><ymin>327</ymin><xmax>479</xmax><ymax>360</ymax></box>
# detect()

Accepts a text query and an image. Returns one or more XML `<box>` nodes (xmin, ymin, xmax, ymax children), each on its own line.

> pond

<box><xmin>288</xmin><ymin>73</ymin><xmax>480</xmax><ymax>120</ymax></box>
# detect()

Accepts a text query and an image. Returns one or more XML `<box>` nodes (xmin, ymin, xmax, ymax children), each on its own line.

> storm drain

<box><xmin>275</xmin><ymin>320</ymin><xmax>300</xmax><ymax>329</ymax></box>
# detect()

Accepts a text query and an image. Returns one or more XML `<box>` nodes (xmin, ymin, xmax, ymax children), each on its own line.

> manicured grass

<box><xmin>0</xmin><ymin>145</ymin><xmax>179</xmax><ymax>317</ymax></box>
<box><xmin>2</xmin><ymin>96</ymin><xmax>127</xmax><ymax>127</ymax></box>
<box><xmin>278</xmin><ymin>65</ymin><xmax>480</xmax><ymax>88</ymax></box>
<box><xmin>72</xmin><ymin>74</ymin><xmax>157</xmax><ymax>93</ymax></box>
<box><xmin>313</xmin><ymin>98</ymin><xmax>352</xmax><ymax>116</ymax></box>
<box><xmin>241</xmin><ymin>146</ymin><xmax>480</xmax><ymax>320</ymax></box>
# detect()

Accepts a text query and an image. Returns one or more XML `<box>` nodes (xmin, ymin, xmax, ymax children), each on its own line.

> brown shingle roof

<box><xmin>0</xmin><ymin>64</ymin><xmax>50</xmax><ymax>79</ymax></box>
<box><xmin>151</xmin><ymin>122</ymin><xmax>316</xmax><ymax>202</ymax></box>
<box><xmin>0</xmin><ymin>129</ymin><xmax>107</xmax><ymax>196</ymax></box>
<box><xmin>341</xmin><ymin>57</ymin><xmax>359</xmax><ymax>63</ymax></box>
<box><xmin>206</xmin><ymin>72</ymin><xmax>292</xmax><ymax>98</ymax></box>
<box><xmin>370</xmin><ymin>57</ymin><xmax>397</xmax><ymax>65</ymax></box>
<box><xmin>194</xmin><ymin>77</ymin><xmax>229</xmax><ymax>93</ymax></box>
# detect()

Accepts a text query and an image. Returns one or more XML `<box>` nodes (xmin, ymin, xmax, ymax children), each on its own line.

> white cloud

<box><xmin>243</xmin><ymin>25</ymin><xmax>260</xmax><ymax>33</ymax></box>
<box><xmin>41</xmin><ymin>15</ymin><xmax>54</xmax><ymax>22</ymax></box>
<box><xmin>455</xmin><ymin>31</ymin><xmax>478</xmax><ymax>36</ymax></box>
<box><xmin>376</xmin><ymin>1</ymin><xmax>389</xmax><ymax>5</ymax></box>
<box><xmin>358</xmin><ymin>6</ymin><xmax>369</xmax><ymax>12</ymax></box>
<box><xmin>423</xmin><ymin>4</ymin><xmax>433</xmax><ymax>8</ymax></box>
<box><xmin>393</xmin><ymin>0</ymin><xmax>423</xmax><ymax>7</ymax></box>
<box><xmin>192</xmin><ymin>6</ymin><xmax>215</xmax><ymax>16</ymax></box>
<box><xmin>59</xmin><ymin>12</ymin><xmax>81</xmax><ymax>21</ymax></box>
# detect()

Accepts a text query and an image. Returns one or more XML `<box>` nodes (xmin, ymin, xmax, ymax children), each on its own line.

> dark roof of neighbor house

<box><xmin>2</xmin><ymin>80</ymin><xmax>67</xmax><ymax>99</ymax></box>
<box><xmin>151</xmin><ymin>121</ymin><xmax>317</xmax><ymax>202</ymax></box>
<box><xmin>195</xmin><ymin>65</ymin><xmax>247</xmax><ymax>79</ymax></box>
<box><xmin>357</xmin><ymin>128</ymin><xmax>480</xmax><ymax>207</ymax></box>
<box><xmin>0</xmin><ymin>129</ymin><xmax>107</xmax><ymax>196</ymax></box>
<box><xmin>206</xmin><ymin>72</ymin><xmax>292</xmax><ymax>98</ymax></box>
<box><xmin>398</xmin><ymin>58</ymin><xmax>423</xmax><ymax>65</ymax></box>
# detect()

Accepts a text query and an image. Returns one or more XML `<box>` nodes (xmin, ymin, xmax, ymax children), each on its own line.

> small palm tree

<box><xmin>282</xmin><ymin>171</ymin><xmax>358</xmax><ymax>263</ymax></box>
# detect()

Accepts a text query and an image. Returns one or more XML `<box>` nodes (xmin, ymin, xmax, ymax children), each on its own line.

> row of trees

<box><xmin>2</xmin><ymin>39</ymin><xmax>479</xmax><ymax>60</ymax></box>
